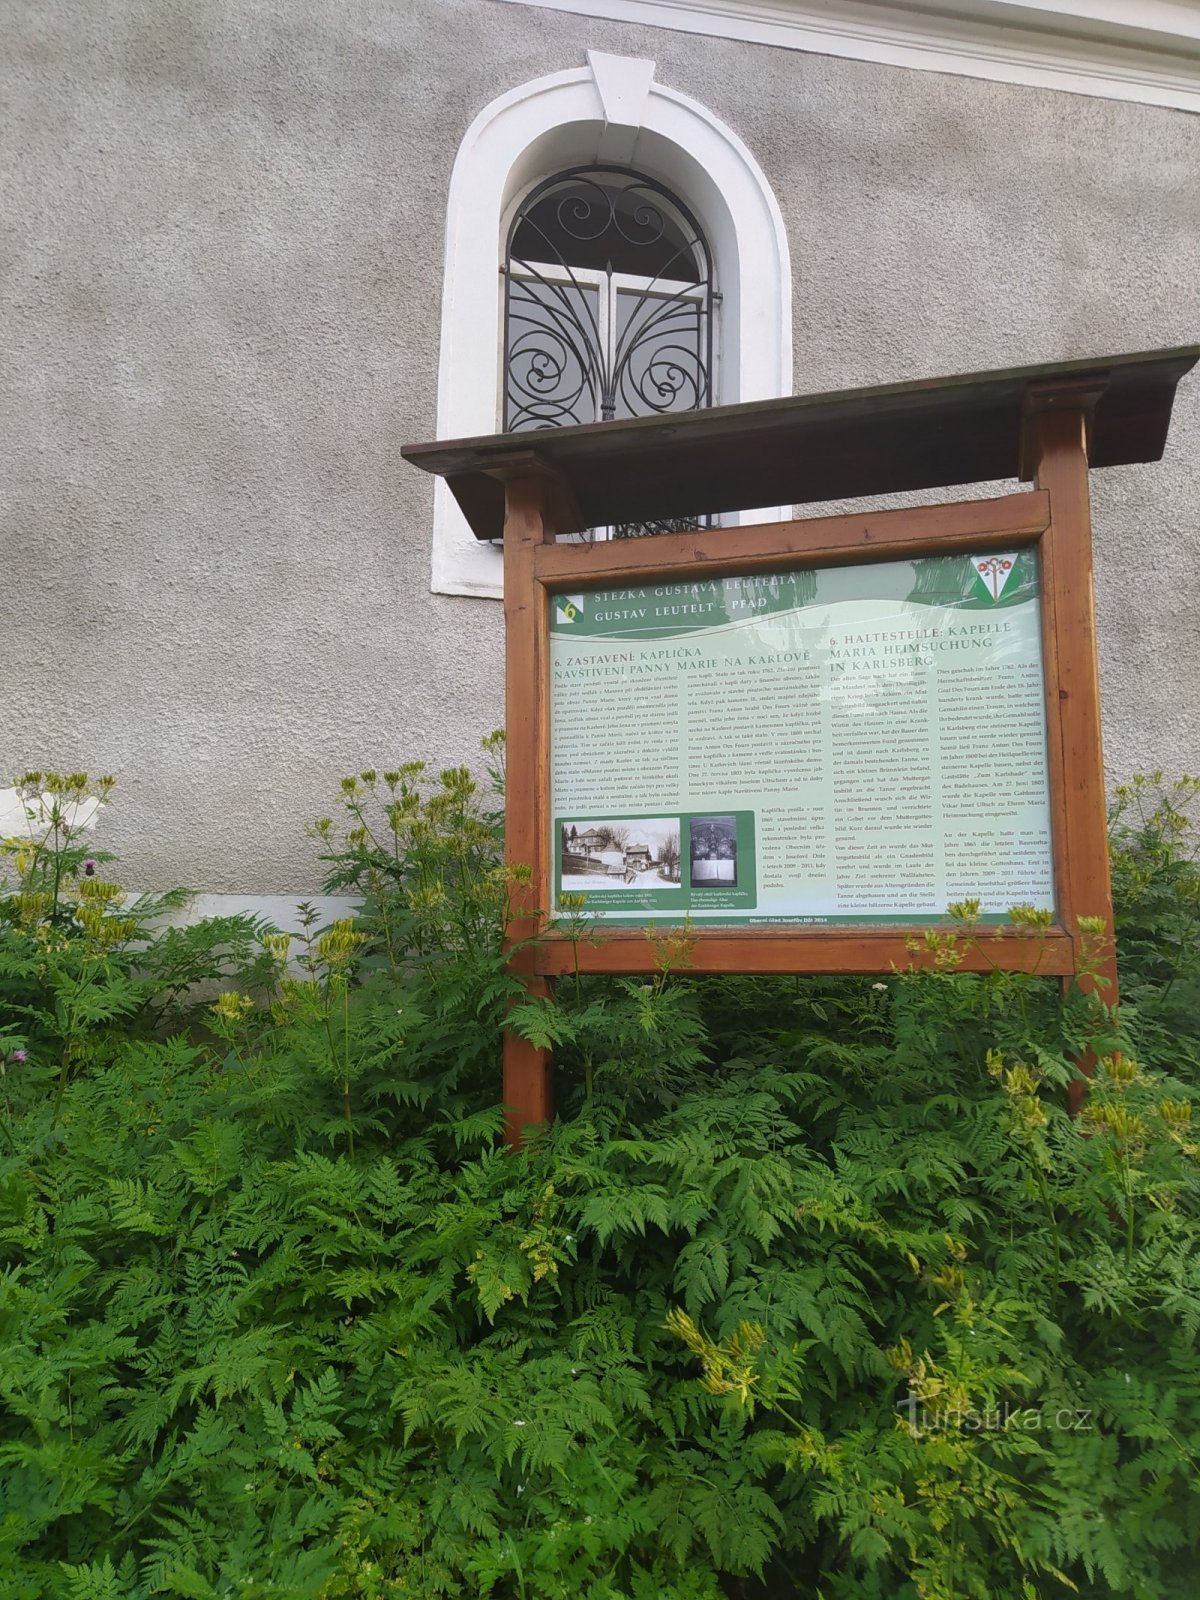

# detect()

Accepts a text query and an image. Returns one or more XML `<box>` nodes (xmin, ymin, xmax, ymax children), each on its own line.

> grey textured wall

<box><xmin>2</xmin><ymin>0</ymin><xmax>1197</xmax><ymax>891</ymax></box>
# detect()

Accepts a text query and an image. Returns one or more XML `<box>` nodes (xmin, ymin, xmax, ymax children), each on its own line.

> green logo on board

<box><xmin>971</xmin><ymin>554</ymin><xmax>1017</xmax><ymax>603</ymax></box>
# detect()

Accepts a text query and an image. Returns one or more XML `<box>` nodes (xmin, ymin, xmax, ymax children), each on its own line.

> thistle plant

<box><xmin>311</xmin><ymin>740</ymin><xmax>512</xmax><ymax>973</ymax></box>
<box><xmin>0</xmin><ymin>773</ymin><xmax>269</xmax><ymax>1122</ymax></box>
<box><xmin>0</xmin><ymin>770</ymin><xmax>114</xmax><ymax>929</ymax></box>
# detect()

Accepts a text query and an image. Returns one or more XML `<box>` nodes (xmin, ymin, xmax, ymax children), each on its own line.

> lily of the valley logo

<box><xmin>555</xmin><ymin>594</ymin><xmax>585</xmax><ymax>624</ymax></box>
<box><xmin>973</xmin><ymin>553</ymin><xmax>1017</xmax><ymax>603</ymax></box>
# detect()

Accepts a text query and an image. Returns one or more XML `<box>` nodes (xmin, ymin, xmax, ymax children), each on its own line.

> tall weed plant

<box><xmin>0</xmin><ymin>757</ymin><xmax>1198</xmax><ymax>1599</ymax></box>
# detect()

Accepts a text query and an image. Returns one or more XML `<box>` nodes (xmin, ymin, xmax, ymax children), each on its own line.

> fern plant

<box><xmin>2</xmin><ymin>752</ymin><xmax>1199</xmax><ymax>1598</ymax></box>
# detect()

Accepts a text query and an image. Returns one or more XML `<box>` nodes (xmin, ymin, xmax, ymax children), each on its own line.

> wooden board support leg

<box><xmin>503</xmin><ymin>978</ymin><xmax>554</xmax><ymax>1147</ymax></box>
<box><xmin>1025</xmin><ymin>390</ymin><xmax>1120</xmax><ymax>1113</ymax></box>
<box><xmin>492</xmin><ymin>458</ymin><xmax>578</xmax><ymax>1146</ymax></box>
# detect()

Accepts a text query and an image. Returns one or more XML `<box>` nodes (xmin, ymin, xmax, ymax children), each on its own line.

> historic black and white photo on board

<box><xmin>690</xmin><ymin>815</ymin><xmax>738</xmax><ymax>887</ymax></box>
<box><xmin>560</xmin><ymin>818</ymin><xmax>682</xmax><ymax>891</ymax></box>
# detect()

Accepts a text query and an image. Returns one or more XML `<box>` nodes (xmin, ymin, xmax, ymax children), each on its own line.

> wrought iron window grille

<box><xmin>502</xmin><ymin>165</ymin><xmax>717</xmax><ymax>540</ymax></box>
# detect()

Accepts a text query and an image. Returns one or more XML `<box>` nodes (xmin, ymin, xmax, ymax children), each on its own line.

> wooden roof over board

<box><xmin>402</xmin><ymin>345</ymin><xmax>1199</xmax><ymax>542</ymax></box>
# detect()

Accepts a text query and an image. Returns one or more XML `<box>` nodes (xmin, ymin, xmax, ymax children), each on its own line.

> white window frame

<box><xmin>430</xmin><ymin>52</ymin><xmax>792</xmax><ymax>599</ymax></box>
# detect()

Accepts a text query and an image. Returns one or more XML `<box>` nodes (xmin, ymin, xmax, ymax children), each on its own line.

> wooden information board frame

<box><xmin>404</xmin><ymin>346</ymin><xmax>1198</xmax><ymax>1140</ymax></box>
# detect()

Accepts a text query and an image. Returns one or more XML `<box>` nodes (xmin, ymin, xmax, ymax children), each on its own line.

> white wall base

<box><xmin>154</xmin><ymin>894</ymin><xmax>360</xmax><ymax>932</ymax></box>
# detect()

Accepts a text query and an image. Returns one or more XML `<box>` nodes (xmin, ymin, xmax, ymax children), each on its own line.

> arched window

<box><xmin>430</xmin><ymin>53</ymin><xmax>791</xmax><ymax>596</ymax></box>
<box><xmin>503</xmin><ymin>166</ymin><xmax>715</xmax><ymax>432</ymax></box>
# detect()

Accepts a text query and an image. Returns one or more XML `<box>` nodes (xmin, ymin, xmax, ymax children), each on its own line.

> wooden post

<box><xmin>1024</xmin><ymin>389</ymin><xmax>1119</xmax><ymax>1114</ymax></box>
<box><xmin>499</xmin><ymin>467</ymin><xmax>557</xmax><ymax>1145</ymax></box>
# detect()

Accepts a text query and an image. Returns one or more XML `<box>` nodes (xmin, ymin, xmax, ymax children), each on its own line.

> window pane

<box><xmin>510</xmin><ymin>173</ymin><xmax>702</xmax><ymax>283</ymax></box>
<box><xmin>505</xmin><ymin>274</ymin><xmax>601</xmax><ymax>430</ymax></box>
<box><xmin>613</xmin><ymin>287</ymin><xmax>708</xmax><ymax>419</ymax></box>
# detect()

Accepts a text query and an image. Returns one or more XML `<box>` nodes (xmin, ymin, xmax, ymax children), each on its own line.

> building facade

<box><xmin>3</xmin><ymin>0</ymin><xmax>1199</xmax><ymax>903</ymax></box>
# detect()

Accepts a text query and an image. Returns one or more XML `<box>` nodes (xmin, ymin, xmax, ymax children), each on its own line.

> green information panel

<box><xmin>548</xmin><ymin>550</ymin><xmax>1056</xmax><ymax>927</ymax></box>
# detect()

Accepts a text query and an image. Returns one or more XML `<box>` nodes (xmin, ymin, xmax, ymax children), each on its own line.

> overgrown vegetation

<box><xmin>1</xmin><ymin>758</ymin><xmax>1198</xmax><ymax>1599</ymax></box>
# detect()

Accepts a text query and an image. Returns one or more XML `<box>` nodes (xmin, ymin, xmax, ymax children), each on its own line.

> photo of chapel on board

<box><xmin>559</xmin><ymin>819</ymin><xmax>683</xmax><ymax>892</ymax></box>
<box><xmin>689</xmin><ymin>815</ymin><xmax>739</xmax><ymax>887</ymax></box>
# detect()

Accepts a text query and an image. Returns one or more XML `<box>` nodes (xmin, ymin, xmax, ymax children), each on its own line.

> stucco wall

<box><xmin>2</xmin><ymin>0</ymin><xmax>1197</xmax><ymax>891</ymax></box>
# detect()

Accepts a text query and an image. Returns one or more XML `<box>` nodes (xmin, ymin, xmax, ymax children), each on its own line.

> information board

<box><xmin>403</xmin><ymin>350</ymin><xmax>1185</xmax><ymax>1128</ymax></box>
<box><xmin>549</xmin><ymin>550</ymin><xmax>1055</xmax><ymax>926</ymax></box>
